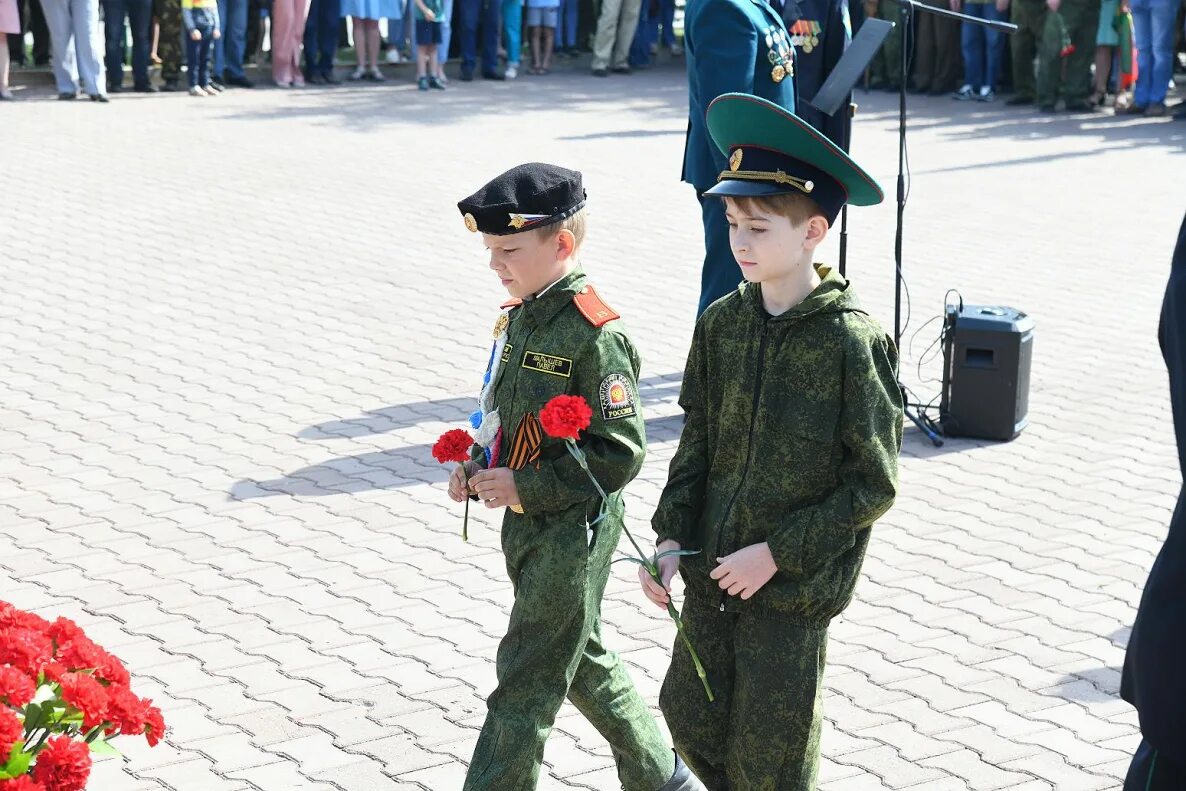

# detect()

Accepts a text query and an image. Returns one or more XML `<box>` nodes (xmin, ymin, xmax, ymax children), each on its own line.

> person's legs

<box><xmin>539</xmin><ymin>20</ymin><xmax>551</xmax><ymax>67</ymax></box>
<box><xmin>349</xmin><ymin>15</ymin><xmax>364</xmax><ymax>73</ymax></box>
<box><xmin>365</xmin><ymin>16</ymin><xmax>379</xmax><ymax>71</ymax></box>
<box><xmin>42</xmin><ymin>0</ymin><xmax>80</xmax><ymax>92</ymax></box>
<box><xmin>589</xmin><ymin>0</ymin><xmax>622</xmax><ymax>70</ymax></box>
<box><xmin>478</xmin><ymin>0</ymin><xmax>498</xmax><ymax>73</ymax></box>
<box><xmin>302</xmin><ymin>0</ymin><xmax>318</xmax><ymax>77</ymax></box>
<box><xmin>528</xmin><ymin>21</ymin><xmax>539</xmax><ymax>68</ymax></box>
<box><xmin>501</xmin><ymin>0</ymin><xmax>519</xmax><ymax>70</ymax></box>
<box><xmin>0</xmin><ymin>36</ymin><xmax>11</xmax><ymax>94</ymax></box>
<box><xmin>1145</xmin><ymin>0</ymin><xmax>1177</xmax><ymax>104</ymax></box>
<box><xmin>156</xmin><ymin>0</ymin><xmax>182</xmax><ymax>84</ymax></box>
<box><xmin>437</xmin><ymin>0</ymin><xmax>451</xmax><ymax>63</ymax></box>
<box><xmin>185</xmin><ymin>25</ymin><xmax>199</xmax><ymax>84</ymax></box>
<box><xmin>983</xmin><ymin>3</ymin><xmax>1005</xmax><ymax>90</ymax></box>
<box><xmin>610</xmin><ymin>0</ymin><xmax>638</xmax><ymax>68</ymax></box>
<box><xmin>456</xmin><ymin>0</ymin><xmax>477</xmax><ymax>74</ymax></box>
<box><xmin>198</xmin><ymin>20</ymin><xmax>212</xmax><ymax>83</ymax></box>
<box><xmin>70</xmin><ymin>0</ymin><xmax>105</xmax><ymax>93</ymax></box>
<box><xmin>659</xmin><ymin>595</ymin><xmax>735</xmax><ymax>791</ymax></box>
<box><xmin>128</xmin><ymin>0</ymin><xmax>152</xmax><ymax>84</ymax></box>
<box><xmin>1130</xmin><ymin>0</ymin><xmax>1153</xmax><ymax>106</ymax></box>
<box><xmin>101</xmin><ymin>0</ymin><xmax>125</xmax><ymax>86</ymax></box>
<box><xmin>959</xmin><ymin>15</ymin><xmax>984</xmax><ymax>90</ymax></box>
<box><xmin>212</xmin><ymin>0</ymin><xmax>226</xmax><ymax>74</ymax></box>
<box><xmin>270</xmin><ymin>0</ymin><xmax>292</xmax><ymax>81</ymax></box>
<box><xmin>1062</xmin><ymin>0</ymin><xmax>1098</xmax><ymax>104</ymax></box>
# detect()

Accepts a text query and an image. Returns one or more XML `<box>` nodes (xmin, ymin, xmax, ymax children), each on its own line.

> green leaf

<box><xmin>22</xmin><ymin>703</ymin><xmax>41</xmax><ymax>733</ymax></box>
<box><xmin>654</xmin><ymin>549</ymin><xmax>701</xmax><ymax>561</ymax></box>
<box><xmin>2</xmin><ymin>747</ymin><xmax>33</xmax><ymax>777</ymax></box>
<box><xmin>87</xmin><ymin>737</ymin><xmax>122</xmax><ymax>758</ymax></box>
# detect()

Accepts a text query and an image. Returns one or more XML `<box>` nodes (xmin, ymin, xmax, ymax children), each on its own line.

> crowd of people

<box><xmin>0</xmin><ymin>0</ymin><xmax>1183</xmax><ymax>115</ymax></box>
<box><xmin>865</xmin><ymin>0</ymin><xmax>1186</xmax><ymax>115</ymax></box>
<box><xmin>0</xmin><ymin>0</ymin><xmax>679</xmax><ymax>98</ymax></box>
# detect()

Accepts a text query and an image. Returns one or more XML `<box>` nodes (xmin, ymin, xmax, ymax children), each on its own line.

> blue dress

<box><xmin>341</xmin><ymin>0</ymin><xmax>400</xmax><ymax>20</ymax></box>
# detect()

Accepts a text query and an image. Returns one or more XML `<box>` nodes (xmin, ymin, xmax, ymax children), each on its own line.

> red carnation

<box><xmin>142</xmin><ymin>703</ymin><xmax>166</xmax><ymax>747</ymax></box>
<box><xmin>0</xmin><ymin>777</ymin><xmax>48</xmax><ymax>791</ymax></box>
<box><xmin>58</xmin><ymin>673</ymin><xmax>109</xmax><ymax>731</ymax></box>
<box><xmin>0</xmin><ymin>708</ymin><xmax>22</xmax><ymax>764</ymax></box>
<box><xmin>102</xmin><ymin>685</ymin><xmax>146</xmax><ymax>737</ymax></box>
<box><xmin>47</xmin><ymin>620</ymin><xmax>102</xmax><ymax>674</ymax></box>
<box><xmin>0</xmin><ymin>629</ymin><xmax>55</xmax><ymax>677</ymax></box>
<box><xmin>0</xmin><ymin>603</ymin><xmax>50</xmax><ymax>634</ymax></box>
<box><xmin>0</xmin><ymin>664</ymin><xmax>37</xmax><ymax>708</ymax></box>
<box><xmin>31</xmin><ymin>736</ymin><xmax>91</xmax><ymax>791</ymax></box>
<box><xmin>432</xmin><ymin>429</ymin><xmax>475</xmax><ymax>465</ymax></box>
<box><xmin>539</xmin><ymin>395</ymin><xmax>593</xmax><ymax>440</ymax></box>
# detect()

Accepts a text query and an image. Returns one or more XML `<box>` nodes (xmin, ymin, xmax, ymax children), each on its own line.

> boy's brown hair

<box><xmin>534</xmin><ymin>208</ymin><xmax>588</xmax><ymax>249</ymax></box>
<box><xmin>724</xmin><ymin>193</ymin><xmax>826</xmax><ymax>227</ymax></box>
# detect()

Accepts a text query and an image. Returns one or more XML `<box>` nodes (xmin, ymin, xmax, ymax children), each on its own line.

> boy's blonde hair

<box><xmin>535</xmin><ymin>207</ymin><xmax>588</xmax><ymax>249</ymax></box>
<box><xmin>725</xmin><ymin>193</ymin><xmax>825</xmax><ymax>228</ymax></box>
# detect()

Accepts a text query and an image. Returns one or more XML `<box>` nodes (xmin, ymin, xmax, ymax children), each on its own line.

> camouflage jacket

<box><xmin>652</xmin><ymin>267</ymin><xmax>903</xmax><ymax>625</ymax></box>
<box><xmin>482</xmin><ymin>267</ymin><xmax>647</xmax><ymax>528</ymax></box>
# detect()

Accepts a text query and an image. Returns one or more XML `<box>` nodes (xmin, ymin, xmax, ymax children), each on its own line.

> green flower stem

<box><xmin>461</xmin><ymin>464</ymin><xmax>471</xmax><ymax>542</ymax></box>
<box><xmin>666</xmin><ymin>598</ymin><xmax>714</xmax><ymax>702</ymax></box>
<box><xmin>566</xmin><ymin>438</ymin><xmax>714</xmax><ymax>702</ymax></box>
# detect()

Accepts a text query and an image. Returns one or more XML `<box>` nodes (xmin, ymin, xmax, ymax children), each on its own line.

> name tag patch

<box><xmin>600</xmin><ymin>373</ymin><xmax>637</xmax><ymax>420</ymax></box>
<box><xmin>522</xmin><ymin>350</ymin><xmax>573</xmax><ymax>378</ymax></box>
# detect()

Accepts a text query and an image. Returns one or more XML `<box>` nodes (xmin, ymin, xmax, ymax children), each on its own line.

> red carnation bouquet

<box><xmin>0</xmin><ymin>601</ymin><xmax>165</xmax><ymax>790</ymax></box>
<box><xmin>538</xmin><ymin>395</ymin><xmax>713</xmax><ymax>701</ymax></box>
<box><xmin>433</xmin><ymin>428</ymin><xmax>477</xmax><ymax>541</ymax></box>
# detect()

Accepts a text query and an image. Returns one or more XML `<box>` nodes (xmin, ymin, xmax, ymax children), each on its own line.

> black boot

<box><xmin>657</xmin><ymin>752</ymin><xmax>705</xmax><ymax>791</ymax></box>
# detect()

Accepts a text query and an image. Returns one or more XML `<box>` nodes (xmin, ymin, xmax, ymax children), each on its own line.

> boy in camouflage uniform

<box><xmin>640</xmin><ymin>94</ymin><xmax>904</xmax><ymax>790</ymax></box>
<box><xmin>448</xmin><ymin>163</ymin><xmax>703</xmax><ymax>791</ymax></box>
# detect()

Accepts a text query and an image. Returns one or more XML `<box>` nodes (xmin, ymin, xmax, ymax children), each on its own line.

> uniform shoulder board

<box><xmin>572</xmin><ymin>285</ymin><xmax>621</xmax><ymax>327</ymax></box>
<box><xmin>500</xmin><ymin>297</ymin><xmax>524</xmax><ymax>309</ymax></box>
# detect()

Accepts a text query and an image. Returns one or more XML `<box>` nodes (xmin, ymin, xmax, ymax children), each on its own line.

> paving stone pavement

<box><xmin>3</xmin><ymin>62</ymin><xmax>1186</xmax><ymax>790</ymax></box>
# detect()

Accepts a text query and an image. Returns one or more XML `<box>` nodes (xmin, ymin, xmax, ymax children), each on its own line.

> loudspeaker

<box><xmin>940</xmin><ymin>304</ymin><xmax>1034</xmax><ymax>441</ymax></box>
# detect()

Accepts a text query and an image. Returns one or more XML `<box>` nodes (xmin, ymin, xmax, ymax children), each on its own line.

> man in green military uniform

<box><xmin>1007</xmin><ymin>0</ymin><xmax>1048</xmax><ymax>104</ymax></box>
<box><xmin>1036</xmin><ymin>0</ymin><xmax>1098</xmax><ymax>110</ymax></box>
<box><xmin>683</xmin><ymin>0</ymin><xmax>797</xmax><ymax>317</ymax></box>
<box><xmin>449</xmin><ymin>163</ymin><xmax>703</xmax><ymax>791</ymax></box>
<box><xmin>866</xmin><ymin>0</ymin><xmax>903</xmax><ymax>90</ymax></box>
<box><xmin>639</xmin><ymin>95</ymin><xmax>903</xmax><ymax>790</ymax></box>
<box><xmin>154</xmin><ymin>0</ymin><xmax>183</xmax><ymax>90</ymax></box>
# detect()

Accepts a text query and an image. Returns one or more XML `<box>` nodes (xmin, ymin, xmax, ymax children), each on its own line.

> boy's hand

<box><xmin>190</xmin><ymin>29</ymin><xmax>202</xmax><ymax>40</ymax></box>
<box><xmin>213</xmin><ymin>28</ymin><xmax>221</xmax><ymax>39</ymax></box>
<box><xmin>711</xmin><ymin>542</ymin><xmax>777</xmax><ymax>600</ymax></box>
<box><xmin>446</xmin><ymin>461</ymin><xmax>482</xmax><ymax>503</ymax></box>
<box><xmin>469</xmin><ymin>468</ymin><xmax>521</xmax><ymax>510</ymax></box>
<box><xmin>424</xmin><ymin>9</ymin><xmax>436</xmax><ymax>20</ymax></box>
<box><xmin>995</xmin><ymin>0</ymin><xmax>1009</xmax><ymax>11</ymax></box>
<box><xmin>1045</xmin><ymin>0</ymin><xmax>1059</xmax><ymax>11</ymax></box>
<box><xmin>639</xmin><ymin>539</ymin><xmax>682</xmax><ymax>610</ymax></box>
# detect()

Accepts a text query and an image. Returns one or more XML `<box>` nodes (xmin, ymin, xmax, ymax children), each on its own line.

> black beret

<box><xmin>457</xmin><ymin>162</ymin><xmax>587</xmax><ymax>236</ymax></box>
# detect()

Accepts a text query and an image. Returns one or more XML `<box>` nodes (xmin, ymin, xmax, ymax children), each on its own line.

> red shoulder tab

<box><xmin>573</xmin><ymin>284</ymin><xmax>620</xmax><ymax>328</ymax></box>
<box><xmin>500</xmin><ymin>297</ymin><xmax>523</xmax><ymax>309</ymax></box>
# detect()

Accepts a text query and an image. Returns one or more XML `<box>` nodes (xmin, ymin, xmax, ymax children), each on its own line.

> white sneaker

<box><xmin>385</xmin><ymin>48</ymin><xmax>402</xmax><ymax>64</ymax></box>
<box><xmin>952</xmin><ymin>84</ymin><xmax>974</xmax><ymax>100</ymax></box>
<box><xmin>505</xmin><ymin>64</ymin><xmax>518</xmax><ymax>79</ymax></box>
<box><xmin>188</xmin><ymin>85</ymin><xmax>207</xmax><ymax>96</ymax></box>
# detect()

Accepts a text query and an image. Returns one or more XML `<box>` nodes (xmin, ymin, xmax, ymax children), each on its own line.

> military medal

<box><xmin>772</xmin><ymin>64</ymin><xmax>786</xmax><ymax>83</ymax></box>
<box><xmin>803</xmin><ymin>40</ymin><xmax>813</xmax><ymax>53</ymax></box>
<box><xmin>769</xmin><ymin>50</ymin><xmax>780</xmax><ymax>64</ymax></box>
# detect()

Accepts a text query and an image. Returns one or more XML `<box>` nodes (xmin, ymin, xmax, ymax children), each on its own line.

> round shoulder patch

<box><xmin>599</xmin><ymin>374</ymin><xmax>637</xmax><ymax>421</ymax></box>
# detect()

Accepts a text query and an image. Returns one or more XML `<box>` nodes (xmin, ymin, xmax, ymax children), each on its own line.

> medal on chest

<box><xmin>764</xmin><ymin>26</ymin><xmax>794</xmax><ymax>82</ymax></box>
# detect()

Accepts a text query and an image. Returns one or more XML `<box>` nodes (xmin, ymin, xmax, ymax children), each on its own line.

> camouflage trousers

<box><xmin>1010</xmin><ymin>0</ymin><xmax>1048</xmax><ymax>100</ymax></box>
<box><xmin>868</xmin><ymin>0</ymin><xmax>904</xmax><ymax>87</ymax></box>
<box><xmin>464</xmin><ymin>500</ymin><xmax>674</xmax><ymax>791</ymax></box>
<box><xmin>1036</xmin><ymin>0</ymin><xmax>1098</xmax><ymax>105</ymax></box>
<box><xmin>154</xmin><ymin>0</ymin><xmax>182</xmax><ymax>81</ymax></box>
<box><xmin>660</xmin><ymin>596</ymin><xmax>827</xmax><ymax>791</ymax></box>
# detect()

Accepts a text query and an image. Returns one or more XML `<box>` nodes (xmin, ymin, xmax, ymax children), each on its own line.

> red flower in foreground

<box><xmin>143</xmin><ymin>703</ymin><xmax>166</xmax><ymax>747</ymax></box>
<box><xmin>0</xmin><ymin>629</ymin><xmax>54</xmax><ymax>677</ymax></box>
<box><xmin>539</xmin><ymin>395</ymin><xmax>593</xmax><ymax>440</ymax></box>
<box><xmin>432</xmin><ymin>429</ymin><xmax>475</xmax><ymax>465</ymax></box>
<box><xmin>0</xmin><ymin>708</ymin><xmax>23</xmax><ymax>764</ymax></box>
<box><xmin>58</xmin><ymin>673</ymin><xmax>109</xmax><ymax>731</ymax></box>
<box><xmin>102</xmin><ymin>685</ymin><xmax>146</xmax><ymax>737</ymax></box>
<box><xmin>32</xmin><ymin>736</ymin><xmax>91</xmax><ymax>791</ymax></box>
<box><xmin>0</xmin><ymin>664</ymin><xmax>37</xmax><ymax>708</ymax></box>
<box><xmin>0</xmin><ymin>778</ymin><xmax>48</xmax><ymax>791</ymax></box>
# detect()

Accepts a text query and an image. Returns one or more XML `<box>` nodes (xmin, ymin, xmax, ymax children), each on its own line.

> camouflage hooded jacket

<box><xmin>652</xmin><ymin>267</ymin><xmax>903</xmax><ymax>625</ymax></box>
